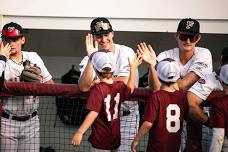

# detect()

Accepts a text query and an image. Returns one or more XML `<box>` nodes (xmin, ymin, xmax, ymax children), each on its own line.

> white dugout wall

<box><xmin>0</xmin><ymin>0</ymin><xmax>228</xmax><ymax>79</ymax></box>
<box><xmin>0</xmin><ymin>0</ymin><xmax>228</xmax><ymax>33</ymax></box>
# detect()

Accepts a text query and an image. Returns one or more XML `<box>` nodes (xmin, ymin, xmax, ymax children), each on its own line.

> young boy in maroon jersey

<box><xmin>208</xmin><ymin>64</ymin><xmax>228</xmax><ymax>152</ymax></box>
<box><xmin>72</xmin><ymin>50</ymin><xmax>142</xmax><ymax>151</ymax></box>
<box><xmin>131</xmin><ymin>58</ymin><xmax>189</xmax><ymax>152</ymax></box>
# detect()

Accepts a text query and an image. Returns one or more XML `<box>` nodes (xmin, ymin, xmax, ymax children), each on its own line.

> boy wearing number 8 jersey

<box><xmin>72</xmin><ymin>50</ymin><xmax>142</xmax><ymax>151</ymax></box>
<box><xmin>131</xmin><ymin>58</ymin><xmax>189</xmax><ymax>152</ymax></box>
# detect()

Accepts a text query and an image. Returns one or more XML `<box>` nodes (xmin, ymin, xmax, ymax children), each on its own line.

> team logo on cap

<box><xmin>8</xmin><ymin>27</ymin><xmax>16</xmax><ymax>33</ymax></box>
<box><xmin>186</xmin><ymin>21</ymin><xmax>194</xmax><ymax>29</ymax></box>
<box><xmin>94</xmin><ymin>21</ymin><xmax>111</xmax><ymax>32</ymax></box>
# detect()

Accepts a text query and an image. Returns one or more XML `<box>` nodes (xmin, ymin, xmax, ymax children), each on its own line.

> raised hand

<box><xmin>0</xmin><ymin>41</ymin><xmax>11</xmax><ymax>59</ymax></box>
<box><xmin>128</xmin><ymin>53</ymin><xmax>142</xmax><ymax>70</ymax></box>
<box><xmin>85</xmin><ymin>33</ymin><xmax>98</xmax><ymax>57</ymax></box>
<box><xmin>137</xmin><ymin>42</ymin><xmax>156</xmax><ymax>67</ymax></box>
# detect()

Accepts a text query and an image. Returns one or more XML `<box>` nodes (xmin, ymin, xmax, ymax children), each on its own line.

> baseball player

<box><xmin>137</xmin><ymin>18</ymin><xmax>213</xmax><ymax>151</ymax></box>
<box><xmin>78</xmin><ymin>17</ymin><xmax>140</xmax><ymax>151</ymax></box>
<box><xmin>131</xmin><ymin>59</ymin><xmax>189</xmax><ymax>152</ymax></box>
<box><xmin>72</xmin><ymin>51</ymin><xmax>141</xmax><ymax>151</ymax></box>
<box><xmin>0</xmin><ymin>22</ymin><xmax>54</xmax><ymax>152</ymax></box>
<box><xmin>187</xmin><ymin>46</ymin><xmax>228</xmax><ymax>152</ymax></box>
<box><xmin>207</xmin><ymin>64</ymin><xmax>228</xmax><ymax>152</ymax></box>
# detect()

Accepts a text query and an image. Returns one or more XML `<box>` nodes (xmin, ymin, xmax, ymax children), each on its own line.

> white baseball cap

<box><xmin>157</xmin><ymin>59</ymin><xmax>180</xmax><ymax>82</ymax></box>
<box><xmin>220</xmin><ymin>64</ymin><xmax>228</xmax><ymax>85</ymax></box>
<box><xmin>91</xmin><ymin>51</ymin><xmax>116</xmax><ymax>73</ymax></box>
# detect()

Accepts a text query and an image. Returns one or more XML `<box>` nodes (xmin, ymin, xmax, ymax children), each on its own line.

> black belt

<box><xmin>1</xmin><ymin>111</ymin><xmax>37</xmax><ymax>121</ymax></box>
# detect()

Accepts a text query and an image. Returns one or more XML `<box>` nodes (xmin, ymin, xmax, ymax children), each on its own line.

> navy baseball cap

<box><xmin>90</xmin><ymin>17</ymin><xmax>113</xmax><ymax>35</ymax></box>
<box><xmin>177</xmin><ymin>18</ymin><xmax>200</xmax><ymax>34</ymax></box>
<box><xmin>1</xmin><ymin>22</ymin><xmax>24</xmax><ymax>39</ymax></box>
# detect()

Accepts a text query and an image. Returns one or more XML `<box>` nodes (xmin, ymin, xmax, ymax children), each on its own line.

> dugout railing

<box><xmin>0</xmin><ymin>82</ymin><xmax>224</xmax><ymax>152</ymax></box>
<box><xmin>0</xmin><ymin>82</ymin><xmax>151</xmax><ymax>152</ymax></box>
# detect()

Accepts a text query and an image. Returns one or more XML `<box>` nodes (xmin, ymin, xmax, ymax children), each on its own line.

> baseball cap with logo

<box><xmin>220</xmin><ymin>64</ymin><xmax>228</xmax><ymax>85</ymax></box>
<box><xmin>177</xmin><ymin>18</ymin><xmax>200</xmax><ymax>34</ymax></box>
<box><xmin>1</xmin><ymin>22</ymin><xmax>24</xmax><ymax>39</ymax></box>
<box><xmin>90</xmin><ymin>17</ymin><xmax>113</xmax><ymax>35</ymax></box>
<box><xmin>157</xmin><ymin>58</ymin><xmax>180</xmax><ymax>83</ymax></box>
<box><xmin>92</xmin><ymin>50</ymin><xmax>116</xmax><ymax>73</ymax></box>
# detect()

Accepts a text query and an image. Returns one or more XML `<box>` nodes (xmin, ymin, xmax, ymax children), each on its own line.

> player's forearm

<box><xmin>177</xmin><ymin>72</ymin><xmax>199</xmax><ymax>90</ymax></box>
<box><xmin>127</xmin><ymin>68</ymin><xmax>137</xmax><ymax>93</ymax></box>
<box><xmin>133</xmin><ymin>121</ymin><xmax>152</xmax><ymax>143</ymax></box>
<box><xmin>187</xmin><ymin>92</ymin><xmax>208</xmax><ymax>124</ymax></box>
<box><xmin>148</xmin><ymin>64</ymin><xmax>161</xmax><ymax>91</ymax></box>
<box><xmin>79</xmin><ymin>61</ymin><xmax>94</xmax><ymax>92</ymax></box>
<box><xmin>76</xmin><ymin>111</ymin><xmax>98</xmax><ymax>135</ymax></box>
<box><xmin>189</xmin><ymin>105</ymin><xmax>208</xmax><ymax>124</ymax></box>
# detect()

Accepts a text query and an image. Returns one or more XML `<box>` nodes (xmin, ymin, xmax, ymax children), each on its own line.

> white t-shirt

<box><xmin>3</xmin><ymin>51</ymin><xmax>52</xmax><ymax>115</ymax></box>
<box><xmin>79</xmin><ymin>44</ymin><xmax>139</xmax><ymax>108</ymax></box>
<box><xmin>189</xmin><ymin>72</ymin><xmax>223</xmax><ymax>100</ymax></box>
<box><xmin>157</xmin><ymin>47</ymin><xmax>213</xmax><ymax>78</ymax></box>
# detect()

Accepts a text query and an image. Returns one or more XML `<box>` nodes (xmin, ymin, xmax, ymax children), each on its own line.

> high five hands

<box><xmin>137</xmin><ymin>42</ymin><xmax>157</xmax><ymax>67</ymax></box>
<box><xmin>85</xmin><ymin>33</ymin><xmax>98</xmax><ymax>57</ymax></box>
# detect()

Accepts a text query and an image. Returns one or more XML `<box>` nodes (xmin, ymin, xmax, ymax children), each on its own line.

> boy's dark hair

<box><xmin>159</xmin><ymin>78</ymin><xmax>176</xmax><ymax>87</ymax></box>
<box><xmin>96</xmin><ymin>67</ymin><xmax>113</xmax><ymax>79</ymax></box>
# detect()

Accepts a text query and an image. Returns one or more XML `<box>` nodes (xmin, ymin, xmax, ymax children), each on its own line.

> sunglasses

<box><xmin>178</xmin><ymin>33</ymin><xmax>199</xmax><ymax>42</ymax></box>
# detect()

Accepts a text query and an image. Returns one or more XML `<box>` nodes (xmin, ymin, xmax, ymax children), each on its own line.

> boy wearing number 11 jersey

<box><xmin>131</xmin><ymin>58</ymin><xmax>189</xmax><ymax>152</ymax></box>
<box><xmin>72</xmin><ymin>50</ymin><xmax>141</xmax><ymax>151</ymax></box>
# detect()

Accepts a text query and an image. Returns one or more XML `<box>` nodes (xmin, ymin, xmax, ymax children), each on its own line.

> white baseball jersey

<box><xmin>157</xmin><ymin>47</ymin><xmax>213</xmax><ymax>78</ymax></box>
<box><xmin>189</xmin><ymin>72</ymin><xmax>223</xmax><ymax>100</ymax></box>
<box><xmin>2</xmin><ymin>51</ymin><xmax>52</xmax><ymax>116</ymax></box>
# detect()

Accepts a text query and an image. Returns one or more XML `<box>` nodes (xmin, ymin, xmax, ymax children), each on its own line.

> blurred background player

<box><xmin>131</xmin><ymin>59</ymin><xmax>189</xmax><ymax>152</ymax></box>
<box><xmin>188</xmin><ymin>46</ymin><xmax>228</xmax><ymax>151</ymax></box>
<box><xmin>78</xmin><ymin>17</ymin><xmax>140</xmax><ymax>151</ymax></box>
<box><xmin>72</xmin><ymin>51</ymin><xmax>142</xmax><ymax>151</ymax></box>
<box><xmin>0</xmin><ymin>22</ymin><xmax>54</xmax><ymax>152</ymax></box>
<box><xmin>208</xmin><ymin>64</ymin><xmax>228</xmax><ymax>152</ymax></box>
<box><xmin>137</xmin><ymin>18</ymin><xmax>212</xmax><ymax>151</ymax></box>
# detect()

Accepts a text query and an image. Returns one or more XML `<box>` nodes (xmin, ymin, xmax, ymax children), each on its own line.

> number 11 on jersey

<box><xmin>104</xmin><ymin>93</ymin><xmax>120</xmax><ymax>122</ymax></box>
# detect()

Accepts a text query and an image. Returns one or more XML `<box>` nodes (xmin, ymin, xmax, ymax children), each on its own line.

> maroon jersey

<box><xmin>86</xmin><ymin>81</ymin><xmax>131</xmax><ymax>150</ymax></box>
<box><xmin>208</xmin><ymin>95</ymin><xmax>228</xmax><ymax>138</ymax></box>
<box><xmin>143</xmin><ymin>90</ymin><xmax>189</xmax><ymax>152</ymax></box>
